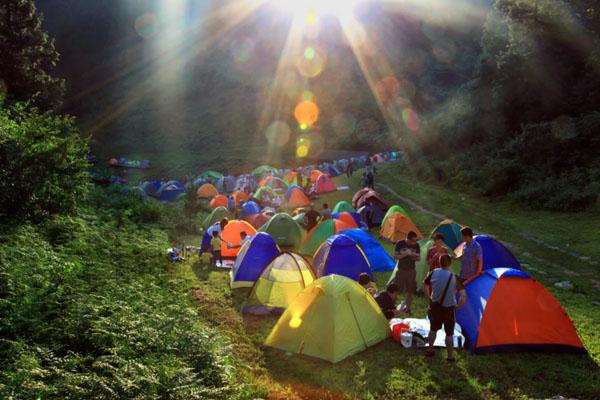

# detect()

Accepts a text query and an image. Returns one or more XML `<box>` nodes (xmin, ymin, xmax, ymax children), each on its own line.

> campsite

<box><xmin>1</xmin><ymin>1</ymin><xmax>599</xmax><ymax>399</ymax></box>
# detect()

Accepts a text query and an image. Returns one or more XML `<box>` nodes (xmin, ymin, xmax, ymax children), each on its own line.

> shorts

<box><xmin>429</xmin><ymin>305</ymin><xmax>456</xmax><ymax>337</ymax></box>
<box><xmin>395</xmin><ymin>269</ymin><xmax>416</xmax><ymax>293</ymax></box>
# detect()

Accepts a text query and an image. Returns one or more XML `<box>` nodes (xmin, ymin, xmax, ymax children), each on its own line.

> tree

<box><xmin>0</xmin><ymin>0</ymin><xmax>65</xmax><ymax>110</ymax></box>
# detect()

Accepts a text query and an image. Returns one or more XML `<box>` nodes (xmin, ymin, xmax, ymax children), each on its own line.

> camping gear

<box><xmin>265</xmin><ymin>274</ymin><xmax>390</xmax><ymax>363</ymax></box>
<box><xmin>352</xmin><ymin>188</ymin><xmax>389</xmax><ymax>210</ymax></box>
<box><xmin>379</xmin><ymin>212</ymin><xmax>423</xmax><ymax>243</ymax></box>
<box><xmin>332</xmin><ymin>200</ymin><xmax>355</xmax><ymax>214</ymax></box>
<box><xmin>383</xmin><ymin>205</ymin><xmax>410</xmax><ymax>221</ymax></box>
<box><xmin>312</xmin><ymin>234</ymin><xmax>373</xmax><ymax>280</ymax></box>
<box><xmin>220</xmin><ymin>220</ymin><xmax>257</xmax><ymax>259</ymax></box>
<box><xmin>199</xmin><ymin>170</ymin><xmax>223</xmax><ymax>181</ymax></box>
<box><xmin>202</xmin><ymin>207</ymin><xmax>232</xmax><ymax>229</ymax></box>
<box><xmin>197</xmin><ymin>183</ymin><xmax>219</xmax><ymax>199</ymax></box>
<box><xmin>230</xmin><ymin>233</ymin><xmax>280</xmax><ymax>288</ymax></box>
<box><xmin>284</xmin><ymin>171</ymin><xmax>307</xmax><ymax>187</ymax></box>
<box><xmin>286</xmin><ymin>187</ymin><xmax>311</xmax><ymax>207</ymax></box>
<box><xmin>339</xmin><ymin>228</ymin><xmax>395</xmax><ymax>272</ymax></box>
<box><xmin>456</xmin><ymin>268</ymin><xmax>585</xmax><ymax>353</ymax></box>
<box><xmin>253</xmin><ymin>186</ymin><xmax>276</xmax><ymax>201</ymax></box>
<box><xmin>252</xmin><ymin>165</ymin><xmax>279</xmax><ymax>177</ymax></box>
<box><xmin>156</xmin><ymin>180</ymin><xmax>185</xmax><ymax>202</ymax></box>
<box><xmin>430</xmin><ymin>219</ymin><xmax>463</xmax><ymax>250</ymax></box>
<box><xmin>108</xmin><ymin>157</ymin><xmax>151</xmax><ymax>169</ymax></box>
<box><xmin>315</xmin><ymin>174</ymin><xmax>337</xmax><ymax>194</ymax></box>
<box><xmin>298</xmin><ymin>218</ymin><xmax>357</xmax><ymax>255</ymax></box>
<box><xmin>209</xmin><ymin>194</ymin><xmax>228</xmax><ymax>209</ymax></box>
<box><xmin>389</xmin><ymin>318</ymin><xmax>465</xmax><ymax>348</ymax></box>
<box><xmin>259</xmin><ymin>213</ymin><xmax>305</xmax><ymax>247</ymax></box>
<box><xmin>242</xmin><ymin>252</ymin><xmax>315</xmax><ymax>314</ymax></box>
<box><xmin>454</xmin><ymin>235</ymin><xmax>520</xmax><ymax>270</ymax></box>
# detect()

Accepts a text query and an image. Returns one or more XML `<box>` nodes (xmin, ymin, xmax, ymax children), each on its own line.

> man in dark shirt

<box><xmin>392</xmin><ymin>231</ymin><xmax>420</xmax><ymax>315</ymax></box>
<box><xmin>375</xmin><ymin>283</ymin><xmax>402</xmax><ymax>319</ymax></box>
<box><xmin>304</xmin><ymin>206</ymin><xmax>321</xmax><ymax>231</ymax></box>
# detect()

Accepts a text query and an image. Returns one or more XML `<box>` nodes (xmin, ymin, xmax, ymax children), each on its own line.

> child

<box><xmin>358</xmin><ymin>272</ymin><xmax>377</xmax><ymax>296</ymax></box>
<box><xmin>210</xmin><ymin>230</ymin><xmax>222</xmax><ymax>267</ymax></box>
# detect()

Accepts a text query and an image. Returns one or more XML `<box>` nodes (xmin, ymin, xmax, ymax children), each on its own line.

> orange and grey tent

<box><xmin>221</xmin><ymin>220</ymin><xmax>257</xmax><ymax>258</ymax></box>
<box><xmin>379</xmin><ymin>212</ymin><xmax>423</xmax><ymax>243</ymax></box>
<box><xmin>310</xmin><ymin>169</ymin><xmax>324</xmax><ymax>183</ymax></box>
<box><xmin>197</xmin><ymin>183</ymin><xmax>219</xmax><ymax>199</ymax></box>
<box><xmin>286</xmin><ymin>187</ymin><xmax>311</xmax><ymax>207</ymax></box>
<box><xmin>457</xmin><ymin>268</ymin><xmax>585</xmax><ymax>354</ymax></box>
<box><xmin>231</xmin><ymin>191</ymin><xmax>249</xmax><ymax>205</ymax></box>
<box><xmin>209</xmin><ymin>194</ymin><xmax>228</xmax><ymax>209</ymax></box>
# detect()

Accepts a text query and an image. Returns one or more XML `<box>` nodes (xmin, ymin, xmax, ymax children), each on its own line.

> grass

<box><xmin>170</xmin><ymin>161</ymin><xmax>600</xmax><ymax>399</ymax></box>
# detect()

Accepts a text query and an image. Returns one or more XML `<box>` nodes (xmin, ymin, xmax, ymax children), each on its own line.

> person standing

<box><xmin>366</xmin><ymin>169</ymin><xmax>374</xmax><ymax>189</ymax></box>
<box><xmin>425</xmin><ymin>233</ymin><xmax>449</xmax><ymax>296</ymax></box>
<box><xmin>304</xmin><ymin>206</ymin><xmax>321</xmax><ymax>231</ymax></box>
<box><xmin>346</xmin><ymin>159</ymin><xmax>354</xmax><ymax>177</ymax></box>
<box><xmin>456</xmin><ymin>227</ymin><xmax>483</xmax><ymax>284</ymax></box>
<box><xmin>210</xmin><ymin>230</ymin><xmax>223</xmax><ymax>267</ymax></box>
<box><xmin>392</xmin><ymin>231</ymin><xmax>420</xmax><ymax>315</ymax></box>
<box><xmin>321</xmin><ymin>203</ymin><xmax>332</xmax><ymax>220</ymax></box>
<box><xmin>423</xmin><ymin>254</ymin><xmax>466</xmax><ymax>362</ymax></box>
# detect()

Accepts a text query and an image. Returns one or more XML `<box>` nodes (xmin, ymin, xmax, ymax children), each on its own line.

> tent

<box><xmin>309</xmin><ymin>169</ymin><xmax>324</xmax><ymax>183</ymax></box>
<box><xmin>241</xmin><ymin>200</ymin><xmax>261</xmax><ymax>216</ymax></box>
<box><xmin>339</xmin><ymin>229</ymin><xmax>395</xmax><ymax>272</ymax></box>
<box><xmin>230</xmin><ymin>233</ymin><xmax>280</xmax><ymax>288</ymax></box>
<box><xmin>430</xmin><ymin>219</ymin><xmax>463</xmax><ymax>250</ymax></box>
<box><xmin>231</xmin><ymin>191</ymin><xmax>249</xmax><ymax>205</ymax></box>
<box><xmin>292</xmin><ymin>212</ymin><xmax>306</xmax><ymax>228</ymax></box>
<box><xmin>332</xmin><ymin>200</ymin><xmax>355</xmax><ymax>214</ymax></box>
<box><xmin>197</xmin><ymin>183</ymin><xmax>219</xmax><ymax>199</ymax></box>
<box><xmin>142</xmin><ymin>181</ymin><xmax>161</xmax><ymax>197</ymax></box>
<box><xmin>284</xmin><ymin>185</ymin><xmax>303</xmax><ymax>201</ymax></box>
<box><xmin>199</xmin><ymin>170</ymin><xmax>223</xmax><ymax>181</ymax></box>
<box><xmin>456</xmin><ymin>268</ymin><xmax>584</xmax><ymax>353</ymax></box>
<box><xmin>315</xmin><ymin>174</ymin><xmax>337</xmax><ymax>194</ymax></box>
<box><xmin>209</xmin><ymin>194</ymin><xmax>228</xmax><ymax>209</ymax></box>
<box><xmin>323</xmin><ymin>164</ymin><xmax>341</xmax><ymax>177</ymax></box>
<box><xmin>261</xmin><ymin>176</ymin><xmax>289</xmax><ymax>191</ymax></box>
<box><xmin>286</xmin><ymin>187</ymin><xmax>311</xmax><ymax>208</ymax></box>
<box><xmin>298</xmin><ymin>218</ymin><xmax>356</xmax><ymax>255</ymax></box>
<box><xmin>333</xmin><ymin>211</ymin><xmax>362</xmax><ymax>229</ymax></box>
<box><xmin>234</xmin><ymin>175</ymin><xmax>258</xmax><ymax>192</ymax></box>
<box><xmin>383</xmin><ymin>205</ymin><xmax>409</xmax><ymax>221</ymax></box>
<box><xmin>253</xmin><ymin>186</ymin><xmax>276</xmax><ymax>202</ymax></box>
<box><xmin>156</xmin><ymin>180</ymin><xmax>185</xmax><ymax>201</ymax></box>
<box><xmin>216</xmin><ymin>176</ymin><xmax>236</xmax><ymax>193</ymax></box>
<box><xmin>265</xmin><ymin>274</ymin><xmax>390</xmax><ymax>363</ymax></box>
<box><xmin>246</xmin><ymin>213</ymin><xmax>272</xmax><ymax>229</ymax></box>
<box><xmin>454</xmin><ymin>235</ymin><xmax>520</xmax><ymax>270</ymax></box>
<box><xmin>220</xmin><ymin>220</ymin><xmax>257</xmax><ymax>258</ymax></box>
<box><xmin>379</xmin><ymin>212</ymin><xmax>423</xmax><ymax>243</ymax></box>
<box><xmin>371</xmin><ymin>154</ymin><xmax>385</xmax><ymax>163</ymax></box>
<box><xmin>259</xmin><ymin>213</ymin><xmax>305</xmax><ymax>247</ymax></box>
<box><xmin>242</xmin><ymin>252</ymin><xmax>315</xmax><ymax>314</ymax></box>
<box><xmin>252</xmin><ymin>165</ymin><xmax>278</xmax><ymax>177</ymax></box>
<box><xmin>312</xmin><ymin>234</ymin><xmax>373</xmax><ymax>280</ymax></box>
<box><xmin>284</xmin><ymin>171</ymin><xmax>307</xmax><ymax>187</ymax></box>
<box><xmin>202</xmin><ymin>206</ymin><xmax>232</xmax><ymax>229</ymax></box>
<box><xmin>352</xmin><ymin>188</ymin><xmax>389</xmax><ymax>210</ymax></box>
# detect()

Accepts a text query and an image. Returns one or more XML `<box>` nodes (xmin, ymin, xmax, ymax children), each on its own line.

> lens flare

<box><xmin>265</xmin><ymin>121</ymin><xmax>291</xmax><ymax>147</ymax></box>
<box><xmin>289</xmin><ymin>315</ymin><xmax>303</xmax><ymax>328</ymax></box>
<box><xmin>402</xmin><ymin>109</ymin><xmax>420</xmax><ymax>132</ymax></box>
<box><xmin>296</xmin><ymin>144</ymin><xmax>309</xmax><ymax>158</ymax></box>
<box><xmin>296</xmin><ymin>47</ymin><xmax>326</xmax><ymax>77</ymax></box>
<box><xmin>304</xmin><ymin>47</ymin><xmax>315</xmax><ymax>60</ymax></box>
<box><xmin>294</xmin><ymin>100</ymin><xmax>320</xmax><ymax>126</ymax></box>
<box><xmin>134</xmin><ymin>13</ymin><xmax>158</xmax><ymax>39</ymax></box>
<box><xmin>301</xmin><ymin>90</ymin><xmax>314</xmax><ymax>101</ymax></box>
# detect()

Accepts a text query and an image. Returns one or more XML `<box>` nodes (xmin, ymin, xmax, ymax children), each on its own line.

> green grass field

<box><xmin>169</xmin><ymin>161</ymin><xmax>600</xmax><ymax>399</ymax></box>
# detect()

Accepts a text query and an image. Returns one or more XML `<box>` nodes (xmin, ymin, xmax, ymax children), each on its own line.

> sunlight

<box><xmin>272</xmin><ymin>0</ymin><xmax>361</xmax><ymax>20</ymax></box>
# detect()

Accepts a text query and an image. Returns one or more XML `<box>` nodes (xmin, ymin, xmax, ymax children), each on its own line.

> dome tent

<box><xmin>298</xmin><ymin>218</ymin><xmax>356</xmax><ymax>256</ymax></box>
<box><xmin>230</xmin><ymin>233</ymin><xmax>281</xmax><ymax>289</ymax></box>
<box><xmin>312</xmin><ymin>234</ymin><xmax>373</xmax><ymax>281</ymax></box>
<box><xmin>383</xmin><ymin>205</ymin><xmax>409</xmax><ymax>221</ymax></box>
<box><xmin>379</xmin><ymin>212</ymin><xmax>423</xmax><ymax>243</ymax></box>
<box><xmin>202</xmin><ymin>207</ymin><xmax>232</xmax><ymax>229</ymax></box>
<box><xmin>339</xmin><ymin>229</ymin><xmax>395</xmax><ymax>272</ymax></box>
<box><xmin>197</xmin><ymin>183</ymin><xmax>219</xmax><ymax>199</ymax></box>
<box><xmin>315</xmin><ymin>174</ymin><xmax>337</xmax><ymax>194</ymax></box>
<box><xmin>259</xmin><ymin>213</ymin><xmax>305</xmax><ymax>247</ymax></box>
<box><xmin>198</xmin><ymin>170</ymin><xmax>223</xmax><ymax>181</ymax></box>
<box><xmin>156</xmin><ymin>180</ymin><xmax>185</xmax><ymax>202</ymax></box>
<box><xmin>209</xmin><ymin>194</ymin><xmax>228</xmax><ymax>209</ymax></box>
<box><xmin>234</xmin><ymin>175</ymin><xmax>258</xmax><ymax>192</ymax></box>
<box><xmin>454</xmin><ymin>235</ymin><xmax>520</xmax><ymax>270</ymax></box>
<box><xmin>286</xmin><ymin>187</ymin><xmax>311</xmax><ymax>208</ymax></box>
<box><xmin>252</xmin><ymin>165</ymin><xmax>279</xmax><ymax>177</ymax></box>
<box><xmin>265</xmin><ymin>274</ymin><xmax>390</xmax><ymax>363</ymax></box>
<box><xmin>241</xmin><ymin>200</ymin><xmax>261</xmax><ymax>217</ymax></box>
<box><xmin>220</xmin><ymin>220</ymin><xmax>257</xmax><ymax>259</ymax></box>
<box><xmin>430</xmin><ymin>219</ymin><xmax>463</xmax><ymax>250</ymax></box>
<box><xmin>457</xmin><ymin>268</ymin><xmax>584</xmax><ymax>353</ymax></box>
<box><xmin>246</xmin><ymin>213</ymin><xmax>272</xmax><ymax>229</ymax></box>
<box><xmin>216</xmin><ymin>176</ymin><xmax>236</xmax><ymax>193</ymax></box>
<box><xmin>332</xmin><ymin>200</ymin><xmax>355</xmax><ymax>214</ymax></box>
<box><xmin>242</xmin><ymin>252</ymin><xmax>315</xmax><ymax>314</ymax></box>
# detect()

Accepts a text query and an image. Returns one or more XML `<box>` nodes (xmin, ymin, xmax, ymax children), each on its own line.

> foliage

<box><xmin>0</xmin><ymin>103</ymin><xmax>89</xmax><ymax>221</ymax></box>
<box><xmin>0</xmin><ymin>0</ymin><xmax>65</xmax><ymax>110</ymax></box>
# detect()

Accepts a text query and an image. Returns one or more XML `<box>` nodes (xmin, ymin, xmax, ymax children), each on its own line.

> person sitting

<box><xmin>210</xmin><ymin>230</ymin><xmax>223</xmax><ymax>267</ymax></box>
<box><xmin>375</xmin><ymin>283</ymin><xmax>403</xmax><ymax>319</ymax></box>
<box><xmin>321</xmin><ymin>203</ymin><xmax>332</xmax><ymax>220</ymax></box>
<box><xmin>358</xmin><ymin>272</ymin><xmax>377</xmax><ymax>296</ymax></box>
<box><xmin>227</xmin><ymin>231</ymin><xmax>251</xmax><ymax>249</ymax></box>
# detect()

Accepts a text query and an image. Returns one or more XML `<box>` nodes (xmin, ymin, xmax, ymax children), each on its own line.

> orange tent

<box><xmin>336</xmin><ymin>212</ymin><xmax>359</xmax><ymax>228</ymax></box>
<box><xmin>232</xmin><ymin>191</ymin><xmax>249</xmax><ymax>205</ymax></box>
<box><xmin>379</xmin><ymin>212</ymin><xmax>423</xmax><ymax>243</ymax></box>
<box><xmin>221</xmin><ymin>220</ymin><xmax>257</xmax><ymax>258</ymax></box>
<box><xmin>210</xmin><ymin>194</ymin><xmax>228</xmax><ymax>209</ymax></box>
<box><xmin>310</xmin><ymin>170</ymin><xmax>324</xmax><ymax>183</ymax></box>
<box><xmin>286</xmin><ymin>187</ymin><xmax>311</xmax><ymax>207</ymax></box>
<box><xmin>197</xmin><ymin>183</ymin><xmax>219</xmax><ymax>199</ymax></box>
<box><xmin>108</xmin><ymin>158</ymin><xmax>118</xmax><ymax>166</ymax></box>
<box><xmin>284</xmin><ymin>171</ymin><xmax>306</xmax><ymax>186</ymax></box>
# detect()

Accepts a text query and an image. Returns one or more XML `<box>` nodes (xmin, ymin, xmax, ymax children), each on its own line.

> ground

<box><xmin>168</xmin><ymin>161</ymin><xmax>600</xmax><ymax>400</ymax></box>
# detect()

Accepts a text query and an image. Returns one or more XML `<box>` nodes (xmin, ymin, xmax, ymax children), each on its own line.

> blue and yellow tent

<box><xmin>312</xmin><ymin>234</ymin><xmax>372</xmax><ymax>280</ymax></box>
<box><xmin>230</xmin><ymin>233</ymin><xmax>280</xmax><ymax>288</ymax></box>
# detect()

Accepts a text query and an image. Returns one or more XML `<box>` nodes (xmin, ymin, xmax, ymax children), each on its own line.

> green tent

<box><xmin>383</xmin><ymin>205</ymin><xmax>409</xmax><ymax>223</ymax></box>
<box><xmin>253</xmin><ymin>186</ymin><xmax>276</xmax><ymax>201</ymax></box>
<box><xmin>332</xmin><ymin>200</ymin><xmax>355</xmax><ymax>214</ymax></box>
<box><xmin>265</xmin><ymin>274</ymin><xmax>390</xmax><ymax>363</ymax></box>
<box><xmin>292</xmin><ymin>212</ymin><xmax>306</xmax><ymax>228</ymax></box>
<box><xmin>252</xmin><ymin>165</ymin><xmax>278</xmax><ymax>177</ymax></box>
<box><xmin>199</xmin><ymin>170</ymin><xmax>223</xmax><ymax>181</ymax></box>
<box><xmin>387</xmin><ymin>238</ymin><xmax>459</xmax><ymax>291</ymax></box>
<box><xmin>259</xmin><ymin>213</ymin><xmax>305</xmax><ymax>247</ymax></box>
<box><xmin>202</xmin><ymin>207</ymin><xmax>232</xmax><ymax>229</ymax></box>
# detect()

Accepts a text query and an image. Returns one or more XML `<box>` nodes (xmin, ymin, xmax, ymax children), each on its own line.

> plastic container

<box><xmin>401</xmin><ymin>332</ymin><xmax>413</xmax><ymax>348</ymax></box>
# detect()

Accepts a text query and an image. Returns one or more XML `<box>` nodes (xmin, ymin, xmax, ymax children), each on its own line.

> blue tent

<box><xmin>312</xmin><ymin>234</ymin><xmax>372</xmax><ymax>280</ymax></box>
<box><xmin>241</xmin><ymin>201</ymin><xmax>261</xmax><ymax>216</ymax></box>
<box><xmin>142</xmin><ymin>181</ymin><xmax>161</xmax><ymax>197</ymax></box>
<box><xmin>431</xmin><ymin>219</ymin><xmax>463</xmax><ymax>250</ymax></box>
<box><xmin>473</xmin><ymin>235</ymin><xmax>520</xmax><ymax>270</ymax></box>
<box><xmin>230</xmin><ymin>233</ymin><xmax>280</xmax><ymax>288</ymax></box>
<box><xmin>156</xmin><ymin>180</ymin><xmax>185</xmax><ymax>201</ymax></box>
<box><xmin>339</xmin><ymin>228</ymin><xmax>395</xmax><ymax>272</ymax></box>
<box><xmin>192</xmin><ymin>177</ymin><xmax>207</xmax><ymax>188</ymax></box>
<box><xmin>216</xmin><ymin>176</ymin><xmax>236</xmax><ymax>193</ymax></box>
<box><xmin>324</xmin><ymin>164</ymin><xmax>341</xmax><ymax>177</ymax></box>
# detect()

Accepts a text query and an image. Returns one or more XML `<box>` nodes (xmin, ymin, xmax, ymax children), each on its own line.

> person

<box><xmin>272</xmin><ymin>195</ymin><xmax>282</xmax><ymax>209</ymax></box>
<box><xmin>366</xmin><ymin>169</ymin><xmax>374</xmax><ymax>189</ymax></box>
<box><xmin>423</xmin><ymin>254</ymin><xmax>467</xmax><ymax>362</ymax></box>
<box><xmin>456</xmin><ymin>227</ymin><xmax>482</xmax><ymax>284</ymax></box>
<box><xmin>304</xmin><ymin>206</ymin><xmax>321</xmax><ymax>231</ymax></box>
<box><xmin>425</xmin><ymin>233</ymin><xmax>449</xmax><ymax>296</ymax></box>
<box><xmin>358</xmin><ymin>272</ymin><xmax>377</xmax><ymax>296</ymax></box>
<box><xmin>346</xmin><ymin>159</ymin><xmax>354</xmax><ymax>177</ymax></box>
<box><xmin>321</xmin><ymin>203</ymin><xmax>332</xmax><ymax>220</ymax></box>
<box><xmin>392</xmin><ymin>231</ymin><xmax>420</xmax><ymax>315</ymax></box>
<box><xmin>227</xmin><ymin>231</ymin><xmax>251</xmax><ymax>250</ymax></box>
<box><xmin>210</xmin><ymin>230</ymin><xmax>223</xmax><ymax>267</ymax></box>
<box><xmin>360</xmin><ymin>171</ymin><xmax>368</xmax><ymax>188</ymax></box>
<box><xmin>375</xmin><ymin>283</ymin><xmax>402</xmax><ymax>319</ymax></box>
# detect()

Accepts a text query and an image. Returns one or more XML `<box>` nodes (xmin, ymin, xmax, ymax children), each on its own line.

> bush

<box><xmin>0</xmin><ymin>103</ymin><xmax>89</xmax><ymax>221</ymax></box>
